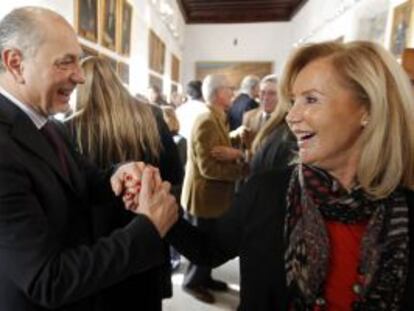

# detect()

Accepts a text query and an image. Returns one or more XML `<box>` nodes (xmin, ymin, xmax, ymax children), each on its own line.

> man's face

<box><xmin>259</xmin><ymin>81</ymin><xmax>278</xmax><ymax>113</ymax></box>
<box><xmin>216</xmin><ymin>81</ymin><xmax>234</xmax><ymax>111</ymax></box>
<box><xmin>20</xmin><ymin>20</ymin><xmax>84</xmax><ymax>116</ymax></box>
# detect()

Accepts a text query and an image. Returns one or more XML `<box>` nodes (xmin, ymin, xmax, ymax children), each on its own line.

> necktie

<box><xmin>41</xmin><ymin>122</ymin><xmax>70</xmax><ymax>178</ymax></box>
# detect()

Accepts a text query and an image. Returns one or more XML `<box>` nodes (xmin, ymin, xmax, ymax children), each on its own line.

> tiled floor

<box><xmin>163</xmin><ymin>258</ymin><xmax>240</xmax><ymax>310</ymax></box>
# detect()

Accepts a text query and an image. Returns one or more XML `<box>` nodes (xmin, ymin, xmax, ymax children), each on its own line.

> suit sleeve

<box><xmin>0</xmin><ymin>148</ymin><xmax>164</xmax><ymax>308</ymax></box>
<box><xmin>166</xmin><ymin>173</ymin><xmax>260</xmax><ymax>266</ymax></box>
<box><xmin>193</xmin><ymin>118</ymin><xmax>243</xmax><ymax>181</ymax></box>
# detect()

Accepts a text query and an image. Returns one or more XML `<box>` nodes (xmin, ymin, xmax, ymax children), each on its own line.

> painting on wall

<box><xmin>149</xmin><ymin>74</ymin><xmax>163</xmax><ymax>93</ymax></box>
<box><xmin>75</xmin><ymin>0</ymin><xmax>98</xmax><ymax>42</ymax></box>
<box><xmin>390</xmin><ymin>0</ymin><xmax>413</xmax><ymax>58</ymax></box>
<box><xmin>119</xmin><ymin>0</ymin><xmax>133</xmax><ymax>56</ymax></box>
<box><xmin>100</xmin><ymin>0</ymin><xmax>118</xmax><ymax>51</ymax></box>
<box><xmin>195</xmin><ymin>62</ymin><xmax>273</xmax><ymax>89</ymax></box>
<box><xmin>117</xmin><ymin>61</ymin><xmax>130</xmax><ymax>85</ymax></box>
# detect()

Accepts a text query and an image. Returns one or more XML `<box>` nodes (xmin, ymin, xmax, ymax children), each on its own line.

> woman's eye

<box><xmin>305</xmin><ymin>96</ymin><xmax>317</xmax><ymax>104</ymax></box>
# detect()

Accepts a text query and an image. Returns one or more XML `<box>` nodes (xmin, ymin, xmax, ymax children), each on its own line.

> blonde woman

<box><xmin>67</xmin><ymin>56</ymin><xmax>182</xmax><ymax>311</ymax></box>
<box><xmin>166</xmin><ymin>41</ymin><xmax>414</xmax><ymax>310</ymax></box>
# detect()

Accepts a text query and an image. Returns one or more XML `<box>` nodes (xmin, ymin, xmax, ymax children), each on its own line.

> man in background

<box><xmin>227</xmin><ymin>74</ymin><xmax>260</xmax><ymax>131</ymax></box>
<box><xmin>176</xmin><ymin>80</ymin><xmax>207</xmax><ymax>141</ymax></box>
<box><xmin>242</xmin><ymin>74</ymin><xmax>278</xmax><ymax>148</ymax></box>
<box><xmin>181</xmin><ymin>74</ymin><xmax>246</xmax><ymax>304</ymax></box>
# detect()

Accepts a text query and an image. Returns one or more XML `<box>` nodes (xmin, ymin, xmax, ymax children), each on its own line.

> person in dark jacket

<box><xmin>0</xmin><ymin>7</ymin><xmax>178</xmax><ymax>311</ymax></box>
<box><xmin>67</xmin><ymin>56</ymin><xmax>183</xmax><ymax>310</ymax></box>
<box><xmin>228</xmin><ymin>75</ymin><xmax>260</xmax><ymax>131</ymax></box>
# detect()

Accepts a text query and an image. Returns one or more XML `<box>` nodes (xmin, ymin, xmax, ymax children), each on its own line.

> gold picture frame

<box><xmin>100</xmin><ymin>0</ymin><xmax>118</xmax><ymax>51</ymax></box>
<box><xmin>390</xmin><ymin>0</ymin><xmax>413</xmax><ymax>59</ymax></box>
<box><xmin>117</xmin><ymin>61</ymin><xmax>130</xmax><ymax>85</ymax></box>
<box><xmin>74</xmin><ymin>0</ymin><xmax>98</xmax><ymax>42</ymax></box>
<box><xmin>118</xmin><ymin>0</ymin><xmax>133</xmax><ymax>56</ymax></box>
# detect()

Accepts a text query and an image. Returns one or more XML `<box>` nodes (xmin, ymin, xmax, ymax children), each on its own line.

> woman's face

<box><xmin>286</xmin><ymin>57</ymin><xmax>367</xmax><ymax>175</ymax></box>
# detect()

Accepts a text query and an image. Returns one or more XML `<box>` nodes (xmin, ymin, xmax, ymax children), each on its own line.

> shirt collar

<box><xmin>0</xmin><ymin>87</ymin><xmax>48</xmax><ymax>129</ymax></box>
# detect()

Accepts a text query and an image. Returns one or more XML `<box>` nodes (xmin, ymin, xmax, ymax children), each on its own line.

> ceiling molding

<box><xmin>177</xmin><ymin>0</ymin><xmax>309</xmax><ymax>24</ymax></box>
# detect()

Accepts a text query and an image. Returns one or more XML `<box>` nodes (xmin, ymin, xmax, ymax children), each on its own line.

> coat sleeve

<box><xmin>193</xmin><ymin>118</ymin><xmax>243</xmax><ymax>181</ymax></box>
<box><xmin>0</xmin><ymin>146</ymin><xmax>164</xmax><ymax>308</ymax></box>
<box><xmin>166</xmin><ymin>173</ymin><xmax>260</xmax><ymax>267</ymax></box>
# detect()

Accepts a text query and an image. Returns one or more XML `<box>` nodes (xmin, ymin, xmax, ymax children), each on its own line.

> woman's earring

<box><xmin>361</xmin><ymin>119</ymin><xmax>369</xmax><ymax>127</ymax></box>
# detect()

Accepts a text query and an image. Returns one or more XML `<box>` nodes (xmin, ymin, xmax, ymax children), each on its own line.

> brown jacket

<box><xmin>242</xmin><ymin>107</ymin><xmax>269</xmax><ymax>136</ymax></box>
<box><xmin>181</xmin><ymin>105</ymin><xmax>244</xmax><ymax>218</ymax></box>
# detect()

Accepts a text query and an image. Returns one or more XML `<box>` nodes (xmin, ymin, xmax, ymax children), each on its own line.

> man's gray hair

<box><xmin>202</xmin><ymin>74</ymin><xmax>228</xmax><ymax>103</ymax></box>
<box><xmin>0</xmin><ymin>7</ymin><xmax>48</xmax><ymax>72</ymax></box>
<box><xmin>261</xmin><ymin>74</ymin><xmax>278</xmax><ymax>85</ymax></box>
<box><xmin>240</xmin><ymin>75</ymin><xmax>260</xmax><ymax>95</ymax></box>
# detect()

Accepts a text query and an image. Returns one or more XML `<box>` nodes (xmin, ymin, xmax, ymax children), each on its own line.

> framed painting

<box><xmin>149</xmin><ymin>30</ymin><xmax>166</xmax><ymax>74</ymax></box>
<box><xmin>171</xmin><ymin>54</ymin><xmax>180</xmax><ymax>83</ymax></box>
<box><xmin>74</xmin><ymin>0</ymin><xmax>98</xmax><ymax>42</ymax></box>
<box><xmin>117</xmin><ymin>61</ymin><xmax>130</xmax><ymax>85</ymax></box>
<box><xmin>119</xmin><ymin>0</ymin><xmax>133</xmax><ymax>56</ymax></box>
<box><xmin>195</xmin><ymin>61</ymin><xmax>273</xmax><ymax>89</ymax></box>
<box><xmin>149</xmin><ymin>74</ymin><xmax>163</xmax><ymax>93</ymax></box>
<box><xmin>100</xmin><ymin>0</ymin><xmax>118</xmax><ymax>51</ymax></box>
<box><xmin>389</xmin><ymin>0</ymin><xmax>413</xmax><ymax>59</ymax></box>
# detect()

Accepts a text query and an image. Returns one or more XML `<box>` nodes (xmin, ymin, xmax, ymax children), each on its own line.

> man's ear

<box><xmin>1</xmin><ymin>48</ymin><xmax>25</xmax><ymax>83</ymax></box>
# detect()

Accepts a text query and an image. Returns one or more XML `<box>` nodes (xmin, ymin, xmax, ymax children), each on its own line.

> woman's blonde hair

<box><xmin>279</xmin><ymin>41</ymin><xmax>414</xmax><ymax>198</ymax></box>
<box><xmin>68</xmin><ymin>56</ymin><xmax>161</xmax><ymax>168</ymax></box>
<box><xmin>161</xmin><ymin>106</ymin><xmax>180</xmax><ymax>134</ymax></box>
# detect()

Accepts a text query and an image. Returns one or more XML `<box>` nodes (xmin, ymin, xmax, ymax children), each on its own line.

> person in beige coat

<box><xmin>242</xmin><ymin>75</ymin><xmax>278</xmax><ymax>148</ymax></box>
<box><xmin>181</xmin><ymin>74</ymin><xmax>246</xmax><ymax>304</ymax></box>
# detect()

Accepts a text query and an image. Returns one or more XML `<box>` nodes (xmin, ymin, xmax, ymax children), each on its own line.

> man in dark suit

<box><xmin>0</xmin><ymin>7</ymin><xmax>178</xmax><ymax>310</ymax></box>
<box><xmin>227</xmin><ymin>75</ymin><xmax>260</xmax><ymax>131</ymax></box>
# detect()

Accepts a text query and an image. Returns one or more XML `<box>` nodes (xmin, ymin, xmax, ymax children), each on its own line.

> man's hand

<box><xmin>132</xmin><ymin>166</ymin><xmax>179</xmax><ymax>237</ymax></box>
<box><xmin>211</xmin><ymin>146</ymin><xmax>242</xmax><ymax>162</ymax></box>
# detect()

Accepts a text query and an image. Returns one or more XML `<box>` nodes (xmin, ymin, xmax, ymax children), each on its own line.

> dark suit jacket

<box><xmin>249</xmin><ymin>123</ymin><xmax>297</xmax><ymax>176</ymax></box>
<box><xmin>228</xmin><ymin>93</ymin><xmax>259</xmax><ymax>131</ymax></box>
<box><xmin>167</xmin><ymin>168</ymin><xmax>414</xmax><ymax>310</ymax></box>
<box><xmin>0</xmin><ymin>94</ymin><xmax>164</xmax><ymax>311</ymax></box>
<box><xmin>66</xmin><ymin>104</ymin><xmax>184</xmax><ymax>311</ymax></box>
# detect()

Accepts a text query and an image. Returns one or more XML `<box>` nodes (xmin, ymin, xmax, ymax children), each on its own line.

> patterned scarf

<box><xmin>285</xmin><ymin>164</ymin><xmax>409</xmax><ymax>310</ymax></box>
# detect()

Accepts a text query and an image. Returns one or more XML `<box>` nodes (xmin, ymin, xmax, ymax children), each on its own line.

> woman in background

<box><xmin>67</xmin><ymin>56</ymin><xmax>179</xmax><ymax>311</ymax></box>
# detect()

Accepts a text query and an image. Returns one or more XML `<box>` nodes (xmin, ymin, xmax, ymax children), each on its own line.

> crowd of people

<box><xmin>0</xmin><ymin>5</ymin><xmax>413</xmax><ymax>311</ymax></box>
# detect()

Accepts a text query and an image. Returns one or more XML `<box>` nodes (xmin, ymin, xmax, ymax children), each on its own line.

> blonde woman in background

<box><xmin>67</xmin><ymin>56</ymin><xmax>182</xmax><ymax>311</ymax></box>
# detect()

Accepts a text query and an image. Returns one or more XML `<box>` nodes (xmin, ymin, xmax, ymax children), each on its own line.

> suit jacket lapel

<box><xmin>0</xmin><ymin>94</ymin><xmax>78</xmax><ymax>194</ymax></box>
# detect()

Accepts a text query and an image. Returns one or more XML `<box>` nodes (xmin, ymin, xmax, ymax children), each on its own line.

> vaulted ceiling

<box><xmin>177</xmin><ymin>0</ymin><xmax>308</xmax><ymax>24</ymax></box>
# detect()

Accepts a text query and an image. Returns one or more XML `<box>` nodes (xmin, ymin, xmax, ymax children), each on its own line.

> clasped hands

<box><xmin>110</xmin><ymin>162</ymin><xmax>178</xmax><ymax>237</ymax></box>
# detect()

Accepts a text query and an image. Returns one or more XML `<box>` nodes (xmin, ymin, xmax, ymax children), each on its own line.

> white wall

<box><xmin>182</xmin><ymin>22</ymin><xmax>292</xmax><ymax>84</ymax></box>
<box><xmin>182</xmin><ymin>0</ymin><xmax>398</xmax><ymax>83</ymax></box>
<box><xmin>291</xmin><ymin>0</ymin><xmax>393</xmax><ymax>44</ymax></box>
<box><xmin>0</xmin><ymin>0</ymin><xmax>185</xmax><ymax>96</ymax></box>
<box><xmin>1</xmin><ymin>0</ymin><xmax>406</xmax><ymax>91</ymax></box>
